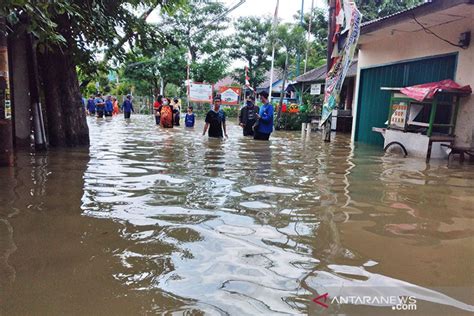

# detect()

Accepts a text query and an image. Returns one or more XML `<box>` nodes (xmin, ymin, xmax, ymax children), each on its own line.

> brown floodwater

<box><xmin>0</xmin><ymin>115</ymin><xmax>473</xmax><ymax>315</ymax></box>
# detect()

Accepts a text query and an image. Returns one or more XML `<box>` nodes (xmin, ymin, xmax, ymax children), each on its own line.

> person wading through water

<box><xmin>87</xmin><ymin>95</ymin><xmax>96</xmax><ymax>116</ymax></box>
<box><xmin>172</xmin><ymin>97</ymin><xmax>181</xmax><ymax>126</ymax></box>
<box><xmin>253</xmin><ymin>90</ymin><xmax>274</xmax><ymax>140</ymax></box>
<box><xmin>95</xmin><ymin>93</ymin><xmax>105</xmax><ymax>118</ymax></box>
<box><xmin>239</xmin><ymin>95</ymin><xmax>259</xmax><ymax>137</ymax></box>
<box><xmin>122</xmin><ymin>95</ymin><xmax>134</xmax><ymax>119</ymax></box>
<box><xmin>159</xmin><ymin>97</ymin><xmax>174</xmax><ymax>128</ymax></box>
<box><xmin>154</xmin><ymin>95</ymin><xmax>163</xmax><ymax>125</ymax></box>
<box><xmin>105</xmin><ymin>95</ymin><xmax>113</xmax><ymax>117</ymax></box>
<box><xmin>203</xmin><ymin>95</ymin><xmax>228</xmax><ymax>139</ymax></box>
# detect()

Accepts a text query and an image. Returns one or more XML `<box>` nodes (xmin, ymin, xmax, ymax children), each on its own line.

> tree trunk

<box><xmin>37</xmin><ymin>16</ymin><xmax>89</xmax><ymax>147</ymax></box>
<box><xmin>276</xmin><ymin>53</ymin><xmax>289</xmax><ymax>129</ymax></box>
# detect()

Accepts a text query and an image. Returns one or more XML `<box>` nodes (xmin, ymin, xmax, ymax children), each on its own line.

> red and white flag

<box><xmin>245</xmin><ymin>66</ymin><xmax>254</xmax><ymax>91</ymax></box>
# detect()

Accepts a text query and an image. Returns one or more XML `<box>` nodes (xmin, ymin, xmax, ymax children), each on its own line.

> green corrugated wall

<box><xmin>355</xmin><ymin>54</ymin><xmax>457</xmax><ymax>146</ymax></box>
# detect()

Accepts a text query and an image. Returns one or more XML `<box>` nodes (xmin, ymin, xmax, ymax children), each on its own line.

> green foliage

<box><xmin>165</xmin><ymin>84</ymin><xmax>181</xmax><ymax>98</ymax></box>
<box><xmin>229</xmin><ymin>16</ymin><xmax>272</xmax><ymax>89</ymax></box>
<box><xmin>270</xmin><ymin>23</ymin><xmax>306</xmax><ymax>60</ymax></box>
<box><xmin>275</xmin><ymin>112</ymin><xmax>303</xmax><ymax>130</ymax></box>
<box><xmin>355</xmin><ymin>0</ymin><xmax>425</xmax><ymax>22</ymax></box>
<box><xmin>159</xmin><ymin>0</ymin><xmax>229</xmax><ymax>84</ymax></box>
<box><xmin>3</xmin><ymin>0</ymin><xmax>187</xmax><ymax>76</ymax></box>
<box><xmin>222</xmin><ymin>106</ymin><xmax>239</xmax><ymax>118</ymax></box>
<box><xmin>299</xmin><ymin>8</ymin><xmax>328</xmax><ymax>70</ymax></box>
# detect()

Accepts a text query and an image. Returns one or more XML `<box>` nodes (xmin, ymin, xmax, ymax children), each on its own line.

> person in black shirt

<box><xmin>239</xmin><ymin>95</ymin><xmax>259</xmax><ymax>136</ymax></box>
<box><xmin>203</xmin><ymin>96</ymin><xmax>228</xmax><ymax>138</ymax></box>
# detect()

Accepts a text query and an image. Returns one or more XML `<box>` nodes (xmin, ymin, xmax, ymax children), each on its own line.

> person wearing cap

<box><xmin>122</xmin><ymin>95</ymin><xmax>134</xmax><ymax>119</ymax></box>
<box><xmin>203</xmin><ymin>96</ymin><xmax>228</xmax><ymax>138</ymax></box>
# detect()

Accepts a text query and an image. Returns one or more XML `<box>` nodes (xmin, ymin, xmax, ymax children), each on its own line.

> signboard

<box><xmin>389</xmin><ymin>101</ymin><xmax>408</xmax><ymax>129</ymax></box>
<box><xmin>218</xmin><ymin>86</ymin><xmax>241</xmax><ymax>105</ymax></box>
<box><xmin>310</xmin><ymin>84</ymin><xmax>322</xmax><ymax>95</ymax></box>
<box><xmin>189</xmin><ymin>83</ymin><xmax>213</xmax><ymax>103</ymax></box>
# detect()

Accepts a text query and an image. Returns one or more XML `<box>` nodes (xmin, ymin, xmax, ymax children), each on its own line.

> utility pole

<box><xmin>296</xmin><ymin>0</ymin><xmax>304</xmax><ymax>103</ymax></box>
<box><xmin>323</xmin><ymin>0</ymin><xmax>336</xmax><ymax>142</ymax></box>
<box><xmin>268</xmin><ymin>0</ymin><xmax>280</xmax><ymax>104</ymax></box>
<box><xmin>304</xmin><ymin>0</ymin><xmax>314</xmax><ymax>74</ymax></box>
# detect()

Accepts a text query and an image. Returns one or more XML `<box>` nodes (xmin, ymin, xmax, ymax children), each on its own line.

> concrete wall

<box><xmin>352</xmin><ymin>9</ymin><xmax>474</xmax><ymax>147</ymax></box>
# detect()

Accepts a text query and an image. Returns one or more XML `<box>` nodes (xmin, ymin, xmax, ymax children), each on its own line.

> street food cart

<box><xmin>373</xmin><ymin>80</ymin><xmax>472</xmax><ymax>162</ymax></box>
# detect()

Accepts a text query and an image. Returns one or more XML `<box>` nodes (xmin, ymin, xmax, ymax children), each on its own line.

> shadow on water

<box><xmin>0</xmin><ymin>115</ymin><xmax>473</xmax><ymax>315</ymax></box>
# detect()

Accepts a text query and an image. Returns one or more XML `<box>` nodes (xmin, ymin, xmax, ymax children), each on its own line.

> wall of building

<box><xmin>352</xmin><ymin>13</ymin><xmax>473</xmax><ymax>147</ymax></box>
<box><xmin>9</xmin><ymin>31</ymin><xmax>32</xmax><ymax>146</ymax></box>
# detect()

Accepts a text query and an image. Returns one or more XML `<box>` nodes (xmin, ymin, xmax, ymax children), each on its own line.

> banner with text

<box><xmin>321</xmin><ymin>0</ymin><xmax>362</xmax><ymax>126</ymax></box>
<box><xmin>189</xmin><ymin>83</ymin><xmax>213</xmax><ymax>103</ymax></box>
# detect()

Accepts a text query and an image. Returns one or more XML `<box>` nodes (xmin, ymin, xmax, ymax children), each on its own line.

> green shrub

<box><xmin>275</xmin><ymin>112</ymin><xmax>304</xmax><ymax>131</ymax></box>
<box><xmin>222</xmin><ymin>106</ymin><xmax>239</xmax><ymax>118</ymax></box>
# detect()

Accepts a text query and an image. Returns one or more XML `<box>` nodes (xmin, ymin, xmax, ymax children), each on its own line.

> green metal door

<box><xmin>355</xmin><ymin>54</ymin><xmax>457</xmax><ymax>146</ymax></box>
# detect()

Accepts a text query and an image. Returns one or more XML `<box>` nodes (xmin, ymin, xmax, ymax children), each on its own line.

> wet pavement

<box><xmin>0</xmin><ymin>114</ymin><xmax>473</xmax><ymax>315</ymax></box>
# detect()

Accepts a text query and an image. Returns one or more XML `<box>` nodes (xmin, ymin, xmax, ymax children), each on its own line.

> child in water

<box><xmin>185</xmin><ymin>106</ymin><xmax>195</xmax><ymax>128</ymax></box>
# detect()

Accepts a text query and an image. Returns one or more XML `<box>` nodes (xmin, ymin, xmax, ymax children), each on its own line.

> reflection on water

<box><xmin>0</xmin><ymin>115</ymin><xmax>473</xmax><ymax>315</ymax></box>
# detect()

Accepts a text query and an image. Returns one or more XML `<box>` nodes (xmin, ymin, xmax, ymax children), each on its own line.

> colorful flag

<box><xmin>245</xmin><ymin>66</ymin><xmax>254</xmax><ymax>91</ymax></box>
<box><xmin>321</xmin><ymin>0</ymin><xmax>362</xmax><ymax>126</ymax></box>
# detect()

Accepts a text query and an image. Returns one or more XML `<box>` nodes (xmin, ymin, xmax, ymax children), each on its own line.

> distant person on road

<box><xmin>239</xmin><ymin>95</ymin><xmax>259</xmax><ymax>137</ymax></box>
<box><xmin>185</xmin><ymin>106</ymin><xmax>195</xmax><ymax>128</ymax></box>
<box><xmin>154</xmin><ymin>95</ymin><xmax>163</xmax><ymax>125</ymax></box>
<box><xmin>159</xmin><ymin>97</ymin><xmax>174</xmax><ymax>128</ymax></box>
<box><xmin>87</xmin><ymin>95</ymin><xmax>96</xmax><ymax>116</ymax></box>
<box><xmin>94</xmin><ymin>93</ymin><xmax>105</xmax><ymax>118</ymax></box>
<box><xmin>254</xmin><ymin>91</ymin><xmax>274</xmax><ymax>141</ymax></box>
<box><xmin>203</xmin><ymin>96</ymin><xmax>227</xmax><ymax>139</ymax></box>
<box><xmin>122</xmin><ymin>95</ymin><xmax>134</xmax><ymax>119</ymax></box>
<box><xmin>105</xmin><ymin>95</ymin><xmax>113</xmax><ymax>117</ymax></box>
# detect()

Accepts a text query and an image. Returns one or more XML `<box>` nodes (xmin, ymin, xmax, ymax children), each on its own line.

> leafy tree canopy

<box><xmin>229</xmin><ymin>16</ymin><xmax>272</xmax><ymax>88</ymax></box>
<box><xmin>2</xmin><ymin>0</ymin><xmax>187</xmax><ymax>74</ymax></box>
<box><xmin>355</xmin><ymin>0</ymin><xmax>425</xmax><ymax>22</ymax></box>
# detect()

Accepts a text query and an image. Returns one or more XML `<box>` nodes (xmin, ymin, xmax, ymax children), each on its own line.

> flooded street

<box><xmin>0</xmin><ymin>114</ymin><xmax>473</xmax><ymax>315</ymax></box>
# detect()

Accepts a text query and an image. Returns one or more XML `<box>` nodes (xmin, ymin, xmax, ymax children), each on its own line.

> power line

<box><xmin>412</xmin><ymin>15</ymin><xmax>464</xmax><ymax>49</ymax></box>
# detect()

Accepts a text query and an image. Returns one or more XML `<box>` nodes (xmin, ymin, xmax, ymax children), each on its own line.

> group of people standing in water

<box><xmin>154</xmin><ymin>90</ymin><xmax>273</xmax><ymax>141</ymax></box>
<box><xmin>153</xmin><ymin>95</ymin><xmax>195</xmax><ymax>128</ymax></box>
<box><xmin>87</xmin><ymin>90</ymin><xmax>274</xmax><ymax>141</ymax></box>
<box><xmin>86</xmin><ymin>93</ymin><xmax>134</xmax><ymax>119</ymax></box>
<box><xmin>202</xmin><ymin>90</ymin><xmax>274</xmax><ymax>141</ymax></box>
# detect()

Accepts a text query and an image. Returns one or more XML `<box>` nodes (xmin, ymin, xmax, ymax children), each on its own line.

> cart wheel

<box><xmin>384</xmin><ymin>141</ymin><xmax>408</xmax><ymax>157</ymax></box>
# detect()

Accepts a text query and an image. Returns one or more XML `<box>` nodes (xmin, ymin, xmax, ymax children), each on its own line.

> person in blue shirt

<box><xmin>94</xmin><ymin>93</ymin><xmax>105</xmax><ymax>118</ymax></box>
<box><xmin>105</xmin><ymin>95</ymin><xmax>114</xmax><ymax>117</ymax></box>
<box><xmin>87</xmin><ymin>95</ymin><xmax>96</xmax><ymax>116</ymax></box>
<box><xmin>185</xmin><ymin>106</ymin><xmax>195</xmax><ymax>128</ymax></box>
<box><xmin>254</xmin><ymin>90</ymin><xmax>274</xmax><ymax>140</ymax></box>
<box><xmin>122</xmin><ymin>95</ymin><xmax>134</xmax><ymax>119</ymax></box>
